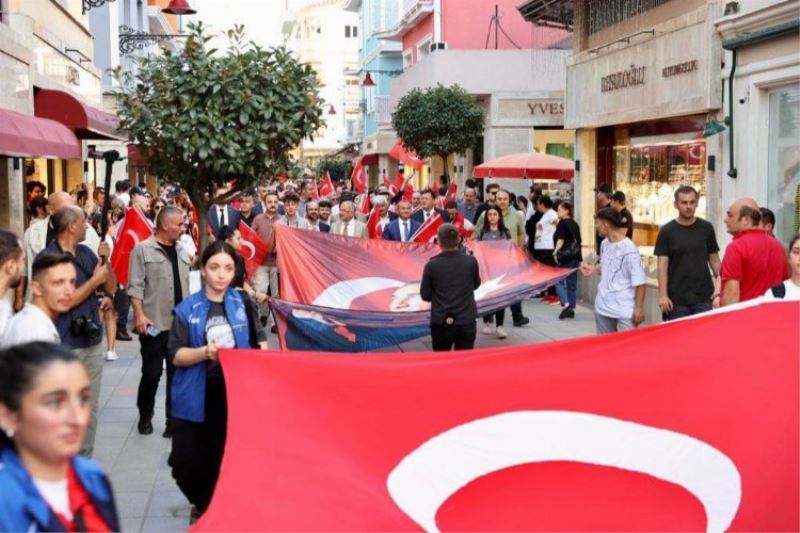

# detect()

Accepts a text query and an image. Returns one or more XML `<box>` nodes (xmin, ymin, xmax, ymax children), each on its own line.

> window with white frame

<box><xmin>416</xmin><ymin>34</ymin><xmax>433</xmax><ymax>62</ymax></box>
<box><xmin>402</xmin><ymin>49</ymin><xmax>413</xmax><ymax>70</ymax></box>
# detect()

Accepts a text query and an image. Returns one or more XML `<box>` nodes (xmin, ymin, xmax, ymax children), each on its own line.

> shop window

<box><xmin>613</xmin><ymin>135</ymin><xmax>708</xmax><ymax>280</ymax></box>
<box><xmin>767</xmin><ymin>85</ymin><xmax>800</xmax><ymax>243</ymax></box>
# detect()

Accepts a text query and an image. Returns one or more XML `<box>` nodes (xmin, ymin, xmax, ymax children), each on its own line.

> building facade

<box><xmin>284</xmin><ymin>0</ymin><xmax>360</xmax><ymax>168</ymax></box>
<box><xmin>523</xmin><ymin>0</ymin><xmax>798</xmax><ymax>319</ymax></box>
<box><xmin>344</xmin><ymin>0</ymin><xmax>403</xmax><ymax>186</ymax></box>
<box><xmin>0</xmin><ymin>0</ymin><xmax>118</xmax><ymax>235</ymax></box>
<box><xmin>379</xmin><ymin>0</ymin><xmax>573</xmax><ymax>191</ymax></box>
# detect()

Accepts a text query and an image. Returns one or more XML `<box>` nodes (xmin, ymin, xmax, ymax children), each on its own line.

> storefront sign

<box><xmin>527</xmin><ymin>101</ymin><xmax>564</xmax><ymax>115</ymax></box>
<box><xmin>601</xmin><ymin>65</ymin><xmax>646</xmax><ymax>93</ymax></box>
<box><xmin>662</xmin><ymin>60</ymin><xmax>699</xmax><ymax>78</ymax></box>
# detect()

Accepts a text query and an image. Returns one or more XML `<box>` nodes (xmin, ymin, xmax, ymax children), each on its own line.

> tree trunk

<box><xmin>438</xmin><ymin>153</ymin><xmax>451</xmax><ymax>193</ymax></box>
<box><xmin>190</xmin><ymin>189</ymin><xmax>210</xmax><ymax>253</ymax></box>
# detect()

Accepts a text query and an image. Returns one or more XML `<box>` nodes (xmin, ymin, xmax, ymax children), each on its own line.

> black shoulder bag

<box><xmin>555</xmin><ymin>222</ymin><xmax>581</xmax><ymax>264</ymax></box>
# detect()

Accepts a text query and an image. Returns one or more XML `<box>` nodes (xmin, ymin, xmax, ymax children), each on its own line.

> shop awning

<box><xmin>0</xmin><ymin>108</ymin><xmax>81</xmax><ymax>159</ymax></box>
<box><xmin>473</xmin><ymin>152</ymin><xmax>575</xmax><ymax>181</ymax></box>
<box><xmin>34</xmin><ymin>89</ymin><xmax>123</xmax><ymax>141</ymax></box>
<box><xmin>360</xmin><ymin>154</ymin><xmax>379</xmax><ymax>165</ymax></box>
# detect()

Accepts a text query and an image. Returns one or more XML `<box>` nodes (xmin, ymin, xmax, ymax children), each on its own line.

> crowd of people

<box><xmin>0</xmin><ymin>170</ymin><xmax>797</xmax><ymax>530</ymax></box>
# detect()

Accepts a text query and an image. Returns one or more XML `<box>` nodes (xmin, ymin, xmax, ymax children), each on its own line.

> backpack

<box><xmin>770</xmin><ymin>283</ymin><xmax>787</xmax><ymax>299</ymax></box>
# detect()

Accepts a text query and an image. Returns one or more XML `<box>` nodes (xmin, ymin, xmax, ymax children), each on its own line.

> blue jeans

<box><xmin>666</xmin><ymin>302</ymin><xmax>712</xmax><ymax>321</ymax></box>
<box><xmin>555</xmin><ymin>259</ymin><xmax>580</xmax><ymax>308</ymax></box>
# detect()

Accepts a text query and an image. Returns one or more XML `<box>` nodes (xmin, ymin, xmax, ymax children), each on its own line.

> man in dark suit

<box><xmin>420</xmin><ymin>224</ymin><xmax>481</xmax><ymax>351</ymax></box>
<box><xmin>207</xmin><ymin>185</ymin><xmax>241</xmax><ymax>234</ymax></box>
<box><xmin>383</xmin><ymin>200</ymin><xmax>421</xmax><ymax>242</ymax></box>
<box><xmin>411</xmin><ymin>188</ymin><xmax>447</xmax><ymax>224</ymax></box>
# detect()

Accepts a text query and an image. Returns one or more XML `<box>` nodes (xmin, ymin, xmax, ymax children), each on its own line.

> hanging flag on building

<box><xmin>196</xmin><ymin>301</ymin><xmax>800</xmax><ymax>532</ymax></box>
<box><xmin>110</xmin><ymin>207</ymin><xmax>152</xmax><ymax>286</ymax></box>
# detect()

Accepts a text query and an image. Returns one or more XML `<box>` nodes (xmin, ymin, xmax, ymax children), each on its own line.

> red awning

<box><xmin>34</xmin><ymin>89</ymin><xmax>123</xmax><ymax>140</ymax></box>
<box><xmin>361</xmin><ymin>154</ymin><xmax>379</xmax><ymax>165</ymax></box>
<box><xmin>0</xmin><ymin>108</ymin><xmax>81</xmax><ymax>159</ymax></box>
<box><xmin>472</xmin><ymin>152</ymin><xmax>575</xmax><ymax>181</ymax></box>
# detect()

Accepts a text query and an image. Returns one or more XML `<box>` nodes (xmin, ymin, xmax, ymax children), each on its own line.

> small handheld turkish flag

<box><xmin>351</xmin><ymin>158</ymin><xmax>366</xmax><ymax>193</ymax></box>
<box><xmin>356</xmin><ymin>191</ymin><xmax>371</xmax><ymax>217</ymax></box>
<box><xmin>237</xmin><ymin>221</ymin><xmax>268</xmax><ymax>282</ymax></box>
<box><xmin>110</xmin><ymin>207</ymin><xmax>152</xmax><ymax>286</ymax></box>
<box><xmin>319</xmin><ymin>172</ymin><xmax>335</xmax><ymax>197</ymax></box>
<box><xmin>366</xmin><ymin>205</ymin><xmax>382</xmax><ymax>239</ymax></box>
<box><xmin>410</xmin><ymin>212</ymin><xmax>443</xmax><ymax>243</ymax></box>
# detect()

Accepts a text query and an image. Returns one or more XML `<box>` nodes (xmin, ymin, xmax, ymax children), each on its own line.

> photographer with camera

<box><xmin>38</xmin><ymin>205</ymin><xmax>115</xmax><ymax>457</ymax></box>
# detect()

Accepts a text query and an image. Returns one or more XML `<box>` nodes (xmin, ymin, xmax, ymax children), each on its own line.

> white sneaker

<box><xmin>496</xmin><ymin>326</ymin><xmax>507</xmax><ymax>339</ymax></box>
<box><xmin>105</xmin><ymin>350</ymin><xmax>119</xmax><ymax>362</ymax></box>
<box><xmin>482</xmin><ymin>323</ymin><xmax>492</xmax><ymax>335</ymax></box>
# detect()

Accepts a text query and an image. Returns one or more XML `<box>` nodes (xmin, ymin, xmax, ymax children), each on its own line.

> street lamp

<box><xmin>327</xmin><ymin>105</ymin><xmax>337</xmax><ymax>115</ymax></box>
<box><xmin>360</xmin><ymin>69</ymin><xmax>404</xmax><ymax>86</ymax></box>
<box><xmin>82</xmin><ymin>0</ymin><xmax>116</xmax><ymax>14</ymax></box>
<box><xmin>162</xmin><ymin>0</ymin><xmax>197</xmax><ymax>15</ymax></box>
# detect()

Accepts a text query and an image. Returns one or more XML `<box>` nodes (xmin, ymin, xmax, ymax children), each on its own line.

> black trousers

<box><xmin>114</xmin><ymin>287</ymin><xmax>130</xmax><ymax>330</ymax></box>
<box><xmin>137</xmin><ymin>331</ymin><xmax>174</xmax><ymax>421</ymax></box>
<box><xmin>431</xmin><ymin>322</ymin><xmax>476</xmax><ymax>352</ymax></box>
<box><xmin>169</xmin><ymin>378</ymin><xmax>227</xmax><ymax>512</ymax></box>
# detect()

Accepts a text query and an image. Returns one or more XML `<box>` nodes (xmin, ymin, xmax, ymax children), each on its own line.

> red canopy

<box><xmin>0</xmin><ymin>108</ymin><xmax>81</xmax><ymax>159</ymax></box>
<box><xmin>473</xmin><ymin>152</ymin><xmax>575</xmax><ymax>181</ymax></box>
<box><xmin>34</xmin><ymin>89</ymin><xmax>122</xmax><ymax>140</ymax></box>
<box><xmin>389</xmin><ymin>139</ymin><xmax>426</xmax><ymax>169</ymax></box>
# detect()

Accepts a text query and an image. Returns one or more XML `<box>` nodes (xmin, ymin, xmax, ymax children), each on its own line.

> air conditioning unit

<box><xmin>429</xmin><ymin>41</ymin><xmax>447</xmax><ymax>53</ymax></box>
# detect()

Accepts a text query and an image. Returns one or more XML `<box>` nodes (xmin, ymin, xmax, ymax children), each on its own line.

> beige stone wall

<box><xmin>738</xmin><ymin>33</ymin><xmax>800</xmax><ymax>67</ymax></box>
<box><xmin>0</xmin><ymin>19</ymin><xmax>33</xmax><ymax>114</ymax></box>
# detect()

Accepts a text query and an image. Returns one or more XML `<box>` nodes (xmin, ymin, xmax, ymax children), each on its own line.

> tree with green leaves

<box><xmin>391</xmin><ymin>84</ymin><xmax>484</xmax><ymax>187</ymax></box>
<box><xmin>315</xmin><ymin>157</ymin><xmax>349</xmax><ymax>182</ymax></box>
<box><xmin>112</xmin><ymin>22</ymin><xmax>323</xmax><ymax>247</ymax></box>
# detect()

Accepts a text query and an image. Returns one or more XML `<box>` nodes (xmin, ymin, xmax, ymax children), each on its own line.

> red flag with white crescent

<box><xmin>402</xmin><ymin>180</ymin><xmax>414</xmax><ymax>203</ymax></box>
<box><xmin>357</xmin><ymin>192</ymin><xmax>371</xmax><ymax>217</ymax></box>
<box><xmin>366</xmin><ymin>205</ymin><xmax>382</xmax><ymax>239</ymax></box>
<box><xmin>383</xmin><ymin>173</ymin><xmax>398</xmax><ymax>196</ymax></box>
<box><xmin>110</xmin><ymin>207</ymin><xmax>152</xmax><ymax>286</ymax></box>
<box><xmin>197</xmin><ymin>301</ymin><xmax>800</xmax><ymax>532</ymax></box>
<box><xmin>237</xmin><ymin>221</ymin><xmax>268</xmax><ymax>282</ymax></box>
<box><xmin>444</xmin><ymin>181</ymin><xmax>457</xmax><ymax>206</ymax></box>
<box><xmin>311</xmin><ymin>178</ymin><xmax>320</xmax><ymax>201</ymax></box>
<box><xmin>319</xmin><ymin>172</ymin><xmax>335</xmax><ymax>197</ymax></box>
<box><xmin>351</xmin><ymin>158</ymin><xmax>366</xmax><ymax>193</ymax></box>
<box><xmin>410</xmin><ymin>212</ymin><xmax>443</xmax><ymax>243</ymax></box>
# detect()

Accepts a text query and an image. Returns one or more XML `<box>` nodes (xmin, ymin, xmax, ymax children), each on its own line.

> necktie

<box><xmin>343</xmin><ymin>222</ymin><xmax>349</xmax><ymax>236</ymax></box>
<box><xmin>402</xmin><ymin>221</ymin><xmax>408</xmax><ymax>242</ymax></box>
<box><xmin>219</xmin><ymin>207</ymin><xmax>226</xmax><ymax>227</ymax></box>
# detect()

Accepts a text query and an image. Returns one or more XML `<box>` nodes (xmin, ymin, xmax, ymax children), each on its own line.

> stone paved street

<box><xmin>94</xmin><ymin>297</ymin><xmax>597</xmax><ymax>532</ymax></box>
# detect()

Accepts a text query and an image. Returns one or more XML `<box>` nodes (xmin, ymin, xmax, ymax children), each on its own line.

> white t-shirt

<box><xmin>0</xmin><ymin>296</ymin><xmax>12</xmax><ymax>340</ymax></box>
<box><xmin>534</xmin><ymin>209</ymin><xmax>558</xmax><ymax>250</ymax></box>
<box><xmin>762</xmin><ymin>279</ymin><xmax>800</xmax><ymax>301</ymax></box>
<box><xmin>595</xmin><ymin>238</ymin><xmax>647</xmax><ymax>319</ymax></box>
<box><xmin>33</xmin><ymin>477</ymin><xmax>71</xmax><ymax>520</ymax></box>
<box><xmin>2</xmin><ymin>303</ymin><xmax>61</xmax><ymax>347</ymax></box>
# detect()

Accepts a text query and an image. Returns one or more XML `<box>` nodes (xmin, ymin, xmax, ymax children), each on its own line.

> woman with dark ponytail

<box><xmin>0</xmin><ymin>342</ymin><xmax>119</xmax><ymax>531</ymax></box>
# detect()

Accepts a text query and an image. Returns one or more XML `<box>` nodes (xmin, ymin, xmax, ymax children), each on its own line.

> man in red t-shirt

<box><xmin>721</xmin><ymin>198</ymin><xmax>789</xmax><ymax>305</ymax></box>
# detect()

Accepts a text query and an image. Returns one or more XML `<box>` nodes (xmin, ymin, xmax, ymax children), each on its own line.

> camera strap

<box><xmin>54</xmin><ymin>241</ymin><xmax>94</xmax><ymax>280</ymax></box>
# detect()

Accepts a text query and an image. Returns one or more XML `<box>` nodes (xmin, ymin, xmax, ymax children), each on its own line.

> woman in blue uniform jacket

<box><xmin>0</xmin><ymin>342</ymin><xmax>119</xmax><ymax>532</ymax></box>
<box><xmin>167</xmin><ymin>240</ymin><xmax>261</xmax><ymax>519</ymax></box>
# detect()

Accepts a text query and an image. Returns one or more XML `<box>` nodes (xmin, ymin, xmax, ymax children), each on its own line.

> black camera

<box><xmin>71</xmin><ymin>315</ymin><xmax>102</xmax><ymax>339</ymax></box>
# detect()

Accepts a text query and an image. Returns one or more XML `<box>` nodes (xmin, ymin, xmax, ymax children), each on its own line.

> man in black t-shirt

<box><xmin>654</xmin><ymin>186</ymin><xmax>721</xmax><ymax>320</ymax></box>
<box><xmin>610</xmin><ymin>191</ymin><xmax>634</xmax><ymax>239</ymax></box>
<box><xmin>593</xmin><ymin>183</ymin><xmax>612</xmax><ymax>254</ymax></box>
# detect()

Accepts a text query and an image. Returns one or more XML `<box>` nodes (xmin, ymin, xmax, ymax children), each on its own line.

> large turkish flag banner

<box><xmin>196</xmin><ymin>301</ymin><xmax>799</xmax><ymax>532</ymax></box>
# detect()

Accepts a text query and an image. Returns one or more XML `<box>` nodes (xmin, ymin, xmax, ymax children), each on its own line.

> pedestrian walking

<box><xmin>1</xmin><ymin>253</ymin><xmax>74</xmax><ymax>347</ymax></box>
<box><xmin>593</xmin><ymin>183</ymin><xmax>612</xmax><ymax>254</ymax></box>
<box><xmin>655</xmin><ymin>186</ymin><xmax>721</xmax><ymax>319</ymax></box>
<box><xmin>167</xmin><ymin>241</ymin><xmax>262</xmax><ymax>520</ymax></box>
<box><xmin>553</xmin><ymin>201</ymin><xmax>582</xmax><ymax>319</ymax></box>
<box><xmin>610</xmin><ymin>191</ymin><xmax>635</xmax><ymax>239</ymax></box>
<box><xmin>0</xmin><ymin>342</ymin><xmax>120</xmax><ymax>531</ymax></box>
<box><xmin>476</xmin><ymin>206</ymin><xmax>511</xmax><ymax>338</ymax></box>
<box><xmin>420</xmin><ymin>224</ymin><xmax>482</xmax><ymax>351</ymax></box>
<box><xmin>721</xmin><ymin>198</ymin><xmax>789</xmax><ymax>306</ymax></box>
<box><xmin>580</xmin><ymin>207</ymin><xmax>646</xmax><ymax>334</ymax></box>
<box><xmin>0</xmin><ymin>231</ymin><xmax>24</xmax><ymax>338</ymax></box>
<box><xmin>127</xmin><ymin>206</ymin><xmax>190</xmax><ymax>438</ymax></box>
<box><xmin>251</xmin><ymin>191</ymin><xmax>282</xmax><ymax>307</ymax></box>
<box><xmin>532</xmin><ymin>195</ymin><xmax>559</xmax><ymax>303</ymax></box>
<box><xmin>40</xmin><ymin>206</ymin><xmax>115</xmax><ymax>457</ymax></box>
<box><xmin>764</xmin><ymin>235</ymin><xmax>800</xmax><ymax>300</ymax></box>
